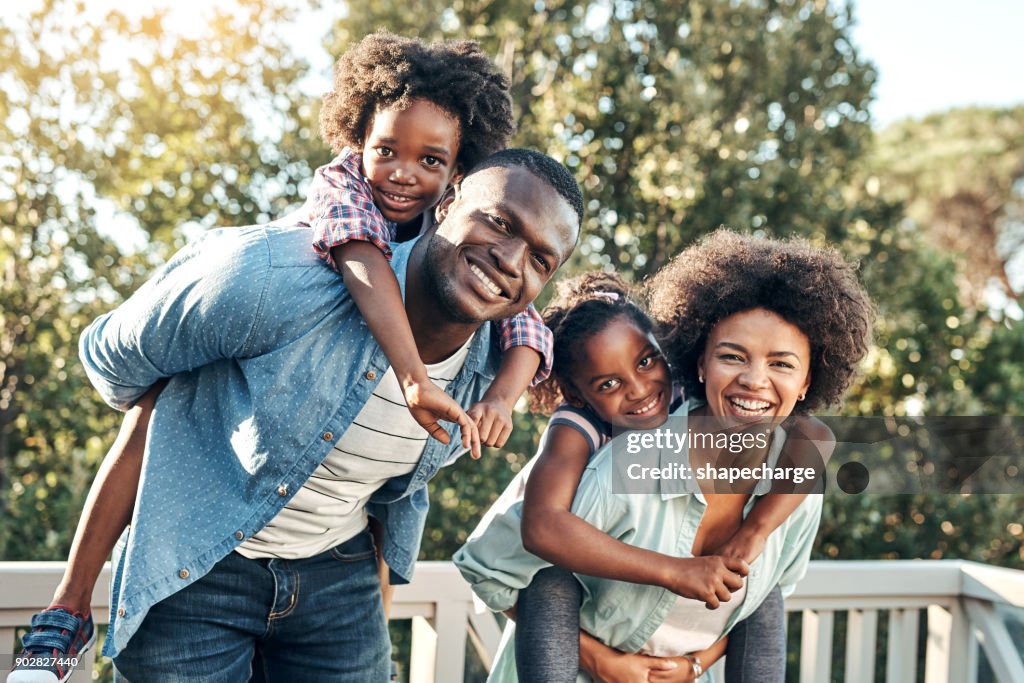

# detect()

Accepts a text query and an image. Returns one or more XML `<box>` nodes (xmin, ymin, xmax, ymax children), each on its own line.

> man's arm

<box><xmin>79</xmin><ymin>229</ymin><xmax>270</xmax><ymax>409</ymax></box>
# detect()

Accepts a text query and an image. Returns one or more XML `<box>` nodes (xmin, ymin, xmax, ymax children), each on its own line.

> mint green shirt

<box><xmin>453</xmin><ymin>400</ymin><xmax>822</xmax><ymax>682</ymax></box>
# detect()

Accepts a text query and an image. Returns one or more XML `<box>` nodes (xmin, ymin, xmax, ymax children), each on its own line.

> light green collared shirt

<box><xmin>453</xmin><ymin>400</ymin><xmax>822</xmax><ymax>682</ymax></box>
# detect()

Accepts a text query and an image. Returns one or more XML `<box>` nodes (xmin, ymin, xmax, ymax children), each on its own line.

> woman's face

<box><xmin>698</xmin><ymin>308</ymin><xmax>811</xmax><ymax>427</ymax></box>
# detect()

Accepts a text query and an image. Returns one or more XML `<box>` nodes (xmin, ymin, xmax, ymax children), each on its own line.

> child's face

<box><xmin>361</xmin><ymin>99</ymin><xmax>462</xmax><ymax>226</ymax></box>
<box><xmin>698</xmin><ymin>307</ymin><xmax>811</xmax><ymax>428</ymax></box>
<box><xmin>568</xmin><ymin>316</ymin><xmax>672</xmax><ymax>430</ymax></box>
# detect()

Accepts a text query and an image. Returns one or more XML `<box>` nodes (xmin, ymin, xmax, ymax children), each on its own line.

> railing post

<box><xmin>926</xmin><ymin>602</ymin><xmax>976</xmax><ymax>683</ymax></box>
<box><xmin>800</xmin><ymin>609</ymin><xmax>834</xmax><ymax>683</ymax></box>
<box><xmin>845</xmin><ymin>608</ymin><xmax>879</xmax><ymax>683</ymax></box>
<box><xmin>886</xmin><ymin>608</ymin><xmax>919</xmax><ymax>683</ymax></box>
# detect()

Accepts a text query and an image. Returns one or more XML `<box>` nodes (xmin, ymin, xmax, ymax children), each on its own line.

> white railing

<box><xmin>2</xmin><ymin>560</ymin><xmax>1022</xmax><ymax>682</ymax></box>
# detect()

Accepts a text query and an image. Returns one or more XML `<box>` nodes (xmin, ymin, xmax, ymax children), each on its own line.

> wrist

<box><xmin>681</xmin><ymin>654</ymin><xmax>703</xmax><ymax>680</ymax></box>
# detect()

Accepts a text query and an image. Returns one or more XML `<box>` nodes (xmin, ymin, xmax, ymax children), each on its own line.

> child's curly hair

<box><xmin>319</xmin><ymin>31</ymin><xmax>516</xmax><ymax>171</ymax></box>
<box><xmin>644</xmin><ymin>228</ymin><xmax>875</xmax><ymax>414</ymax></box>
<box><xmin>529</xmin><ymin>272</ymin><xmax>658</xmax><ymax>415</ymax></box>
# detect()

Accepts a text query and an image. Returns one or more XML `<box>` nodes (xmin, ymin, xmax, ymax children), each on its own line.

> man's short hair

<box><xmin>465</xmin><ymin>148</ymin><xmax>584</xmax><ymax>230</ymax></box>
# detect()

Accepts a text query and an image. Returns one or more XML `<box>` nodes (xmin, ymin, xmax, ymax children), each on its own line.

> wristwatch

<box><xmin>681</xmin><ymin>654</ymin><xmax>703</xmax><ymax>679</ymax></box>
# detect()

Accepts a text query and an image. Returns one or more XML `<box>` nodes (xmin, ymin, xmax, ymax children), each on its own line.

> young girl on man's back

<box><xmin>9</xmin><ymin>32</ymin><xmax>549</xmax><ymax>683</ymax></box>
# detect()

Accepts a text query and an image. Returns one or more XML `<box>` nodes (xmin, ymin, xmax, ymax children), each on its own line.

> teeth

<box><xmin>729</xmin><ymin>397</ymin><xmax>771</xmax><ymax>414</ymax></box>
<box><xmin>383</xmin><ymin>191</ymin><xmax>415</xmax><ymax>204</ymax></box>
<box><xmin>629</xmin><ymin>393</ymin><xmax>661</xmax><ymax>414</ymax></box>
<box><xmin>469</xmin><ymin>264</ymin><xmax>502</xmax><ymax>296</ymax></box>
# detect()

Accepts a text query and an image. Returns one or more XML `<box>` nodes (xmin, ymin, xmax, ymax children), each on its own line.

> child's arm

<box><xmin>580</xmin><ymin>632</ymin><xmax>727</xmax><ymax>682</ymax></box>
<box><xmin>310</xmin><ymin>152</ymin><xmax>480</xmax><ymax>457</ymax></box>
<box><xmin>715</xmin><ymin>416</ymin><xmax>835</xmax><ymax>563</ymax></box>
<box><xmin>332</xmin><ymin>242</ymin><xmax>480</xmax><ymax>458</ymax></box>
<box><xmin>468</xmin><ymin>346</ymin><xmax>538</xmax><ymax>448</ymax></box>
<box><xmin>468</xmin><ymin>306</ymin><xmax>551</xmax><ymax>448</ymax></box>
<box><xmin>50</xmin><ymin>380</ymin><xmax>166</xmax><ymax>614</ymax></box>
<box><xmin>521</xmin><ymin>425</ymin><xmax>749</xmax><ymax>607</ymax></box>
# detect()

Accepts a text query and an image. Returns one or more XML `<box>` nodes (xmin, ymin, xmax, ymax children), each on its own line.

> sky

<box><xmin>5</xmin><ymin>0</ymin><xmax>1023</xmax><ymax>129</ymax></box>
<box><xmin>849</xmin><ymin>0</ymin><xmax>1024</xmax><ymax>127</ymax></box>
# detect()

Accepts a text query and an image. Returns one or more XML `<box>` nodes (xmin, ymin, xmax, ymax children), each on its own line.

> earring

<box><xmin>698</xmin><ymin>375</ymin><xmax>705</xmax><ymax>384</ymax></box>
<box><xmin>798</xmin><ymin>393</ymin><xmax>806</xmax><ymax>401</ymax></box>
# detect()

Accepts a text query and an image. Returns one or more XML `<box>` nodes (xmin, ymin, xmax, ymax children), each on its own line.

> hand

<box><xmin>402</xmin><ymin>380</ymin><xmax>481</xmax><ymax>459</ymax></box>
<box><xmin>662</xmin><ymin>555</ymin><xmax>749</xmax><ymax>609</ymax></box>
<box><xmin>592</xmin><ymin>649</ymin><xmax>680</xmax><ymax>683</ymax></box>
<box><xmin>715</xmin><ymin>528</ymin><xmax>767</xmax><ymax>565</ymax></box>
<box><xmin>649</xmin><ymin>656</ymin><xmax>701</xmax><ymax>682</ymax></box>
<box><xmin>467</xmin><ymin>398</ymin><xmax>514</xmax><ymax>448</ymax></box>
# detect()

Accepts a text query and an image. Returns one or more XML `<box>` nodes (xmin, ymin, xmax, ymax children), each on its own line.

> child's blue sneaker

<box><xmin>6</xmin><ymin>606</ymin><xmax>95</xmax><ymax>683</ymax></box>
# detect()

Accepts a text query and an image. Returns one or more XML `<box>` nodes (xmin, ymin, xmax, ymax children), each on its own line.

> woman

<box><xmin>454</xmin><ymin>229</ymin><xmax>875</xmax><ymax>681</ymax></box>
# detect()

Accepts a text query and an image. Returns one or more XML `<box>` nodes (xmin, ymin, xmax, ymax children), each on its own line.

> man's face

<box><xmin>423</xmin><ymin>165</ymin><xmax>578</xmax><ymax>324</ymax></box>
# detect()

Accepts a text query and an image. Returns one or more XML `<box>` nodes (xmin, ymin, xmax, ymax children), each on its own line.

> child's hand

<box><xmin>662</xmin><ymin>555</ymin><xmax>749</xmax><ymax>609</ymax></box>
<box><xmin>467</xmin><ymin>398</ymin><xmax>514</xmax><ymax>449</ymax></box>
<box><xmin>402</xmin><ymin>380</ymin><xmax>481</xmax><ymax>459</ymax></box>
<box><xmin>715</xmin><ymin>528</ymin><xmax>767</xmax><ymax>565</ymax></box>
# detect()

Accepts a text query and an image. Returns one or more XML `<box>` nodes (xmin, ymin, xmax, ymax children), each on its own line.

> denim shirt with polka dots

<box><xmin>80</xmin><ymin>224</ymin><xmax>499</xmax><ymax>657</ymax></box>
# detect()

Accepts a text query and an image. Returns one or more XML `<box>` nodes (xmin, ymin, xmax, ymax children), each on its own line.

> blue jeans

<box><xmin>113</xmin><ymin>529</ymin><xmax>390</xmax><ymax>682</ymax></box>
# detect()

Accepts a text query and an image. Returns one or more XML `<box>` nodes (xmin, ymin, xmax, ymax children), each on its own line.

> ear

<box><xmin>696</xmin><ymin>354</ymin><xmax>707</xmax><ymax>386</ymax></box>
<box><xmin>559</xmin><ymin>381</ymin><xmax>586</xmax><ymax>409</ymax></box>
<box><xmin>448</xmin><ymin>163</ymin><xmax>464</xmax><ymax>190</ymax></box>
<box><xmin>434</xmin><ymin>184</ymin><xmax>459</xmax><ymax>224</ymax></box>
<box><xmin>800</xmin><ymin>371</ymin><xmax>811</xmax><ymax>401</ymax></box>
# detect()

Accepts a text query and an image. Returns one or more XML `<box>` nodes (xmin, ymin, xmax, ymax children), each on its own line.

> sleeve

<box><xmin>309</xmin><ymin>149</ymin><xmax>396</xmax><ymax>270</ymax></box>
<box><xmin>78</xmin><ymin>228</ymin><xmax>270</xmax><ymax>410</ymax></box>
<box><xmin>453</xmin><ymin>426</ymin><xmax>618</xmax><ymax>612</ymax></box>
<box><xmin>495</xmin><ymin>304</ymin><xmax>553</xmax><ymax>385</ymax></box>
<box><xmin>776</xmin><ymin>495</ymin><xmax>823</xmax><ymax>599</ymax></box>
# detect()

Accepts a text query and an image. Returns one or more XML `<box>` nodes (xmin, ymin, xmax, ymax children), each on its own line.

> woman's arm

<box><xmin>717</xmin><ymin>416</ymin><xmax>835</xmax><ymax>562</ymax></box>
<box><xmin>580</xmin><ymin>632</ymin><xmax>727</xmax><ymax>683</ymax></box>
<box><xmin>522</xmin><ymin>425</ymin><xmax>748</xmax><ymax>606</ymax></box>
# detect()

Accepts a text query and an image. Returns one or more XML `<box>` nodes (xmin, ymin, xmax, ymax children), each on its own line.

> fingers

<box><xmin>422</xmin><ymin>421</ymin><xmax>451</xmax><ymax>445</ymax></box>
<box><xmin>491</xmin><ymin>420</ymin><xmax>513</xmax><ymax>448</ymax></box>
<box><xmin>724</xmin><ymin>556</ymin><xmax>750</xmax><ymax>577</ymax></box>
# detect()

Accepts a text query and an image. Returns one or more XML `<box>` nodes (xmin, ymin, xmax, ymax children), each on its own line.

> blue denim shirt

<box><xmin>79</xmin><ymin>225</ymin><xmax>499</xmax><ymax>657</ymax></box>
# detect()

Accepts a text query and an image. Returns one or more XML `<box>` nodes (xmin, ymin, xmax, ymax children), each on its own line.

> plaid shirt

<box><xmin>307</xmin><ymin>149</ymin><xmax>553</xmax><ymax>384</ymax></box>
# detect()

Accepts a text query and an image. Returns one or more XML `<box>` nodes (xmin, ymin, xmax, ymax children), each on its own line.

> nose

<box><xmin>738</xmin><ymin>362</ymin><xmax>771</xmax><ymax>390</ymax></box>
<box><xmin>388</xmin><ymin>162</ymin><xmax>417</xmax><ymax>185</ymax></box>
<box><xmin>624</xmin><ymin>373</ymin><xmax>651</xmax><ymax>400</ymax></box>
<box><xmin>490</xmin><ymin>237</ymin><xmax>526</xmax><ymax>277</ymax></box>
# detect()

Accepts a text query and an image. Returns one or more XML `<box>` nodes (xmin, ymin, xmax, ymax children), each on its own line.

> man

<box><xmin>79</xmin><ymin>149</ymin><xmax>582</xmax><ymax>681</ymax></box>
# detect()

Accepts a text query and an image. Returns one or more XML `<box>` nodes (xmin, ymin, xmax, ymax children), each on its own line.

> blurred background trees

<box><xmin>2</xmin><ymin>0</ymin><xmax>1022</xmax><ymax>623</ymax></box>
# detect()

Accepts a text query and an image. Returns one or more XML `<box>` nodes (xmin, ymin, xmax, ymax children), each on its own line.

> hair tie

<box><xmin>592</xmin><ymin>291</ymin><xmax>621</xmax><ymax>302</ymax></box>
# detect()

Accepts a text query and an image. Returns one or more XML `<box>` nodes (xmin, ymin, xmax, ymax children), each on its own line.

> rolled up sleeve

<box><xmin>79</xmin><ymin>228</ymin><xmax>271</xmax><ymax>410</ymax></box>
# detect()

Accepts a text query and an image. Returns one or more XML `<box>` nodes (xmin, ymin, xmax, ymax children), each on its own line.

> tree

<box><xmin>0</xmin><ymin>0</ymin><xmax>323</xmax><ymax>560</ymax></box>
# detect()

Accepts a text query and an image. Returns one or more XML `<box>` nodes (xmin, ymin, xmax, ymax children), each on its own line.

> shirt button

<box><xmin>178</xmin><ymin>568</ymin><xmax>189</xmax><ymax>579</ymax></box>
<box><xmin>235</xmin><ymin>530</ymin><xmax>245</xmax><ymax>541</ymax></box>
<box><xmin>323</xmin><ymin>431</ymin><xmax>334</xmax><ymax>441</ymax></box>
<box><xmin>365</xmin><ymin>370</ymin><xmax>376</xmax><ymax>380</ymax></box>
<box><xmin>117</xmin><ymin>607</ymin><xmax>126</xmax><ymax>617</ymax></box>
<box><xmin>277</xmin><ymin>484</ymin><xmax>288</xmax><ymax>496</ymax></box>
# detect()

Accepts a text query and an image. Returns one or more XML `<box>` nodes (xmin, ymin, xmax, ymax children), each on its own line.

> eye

<box><xmin>531</xmin><ymin>252</ymin><xmax>551</xmax><ymax>273</ymax></box>
<box><xmin>771</xmin><ymin>360</ymin><xmax>796</xmax><ymax>369</ymax></box>
<box><xmin>422</xmin><ymin>155</ymin><xmax>443</xmax><ymax>168</ymax></box>
<box><xmin>597</xmin><ymin>378</ymin><xmax>621</xmax><ymax>392</ymax></box>
<box><xmin>375</xmin><ymin>146</ymin><xmax>394</xmax><ymax>158</ymax></box>
<box><xmin>718</xmin><ymin>353</ymin><xmax>744</xmax><ymax>363</ymax></box>
<box><xmin>638</xmin><ymin>354</ymin><xmax>660</xmax><ymax>370</ymax></box>
<box><xmin>488</xmin><ymin>214</ymin><xmax>511</xmax><ymax>232</ymax></box>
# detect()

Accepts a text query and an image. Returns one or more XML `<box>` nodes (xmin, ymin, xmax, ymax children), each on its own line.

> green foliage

<box><xmin>2</xmin><ymin>0</ymin><xmax>1022</xmax><ymax>642</ymax></box>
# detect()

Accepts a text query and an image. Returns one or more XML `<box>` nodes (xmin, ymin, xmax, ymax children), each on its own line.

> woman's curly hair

<box><xmin>644</xmin><ymin>228</ymin><xmax>875</xmax><ymax>414</ymax></box>
<box><xmin>529</xmin><ymin>271</ymin><xmax>657</xmax><ymax>415</ymax></box>
<box><xmin>319</xmin><ymin>31</ymin><xmax>516</xmax><ymax>171</ymax></box>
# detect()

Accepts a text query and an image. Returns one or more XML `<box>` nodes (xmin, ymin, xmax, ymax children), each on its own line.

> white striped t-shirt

<box><xmin>237</xmin><ymin>333</ymin><xmax>474</xmax><ymax>560</ymax></box>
